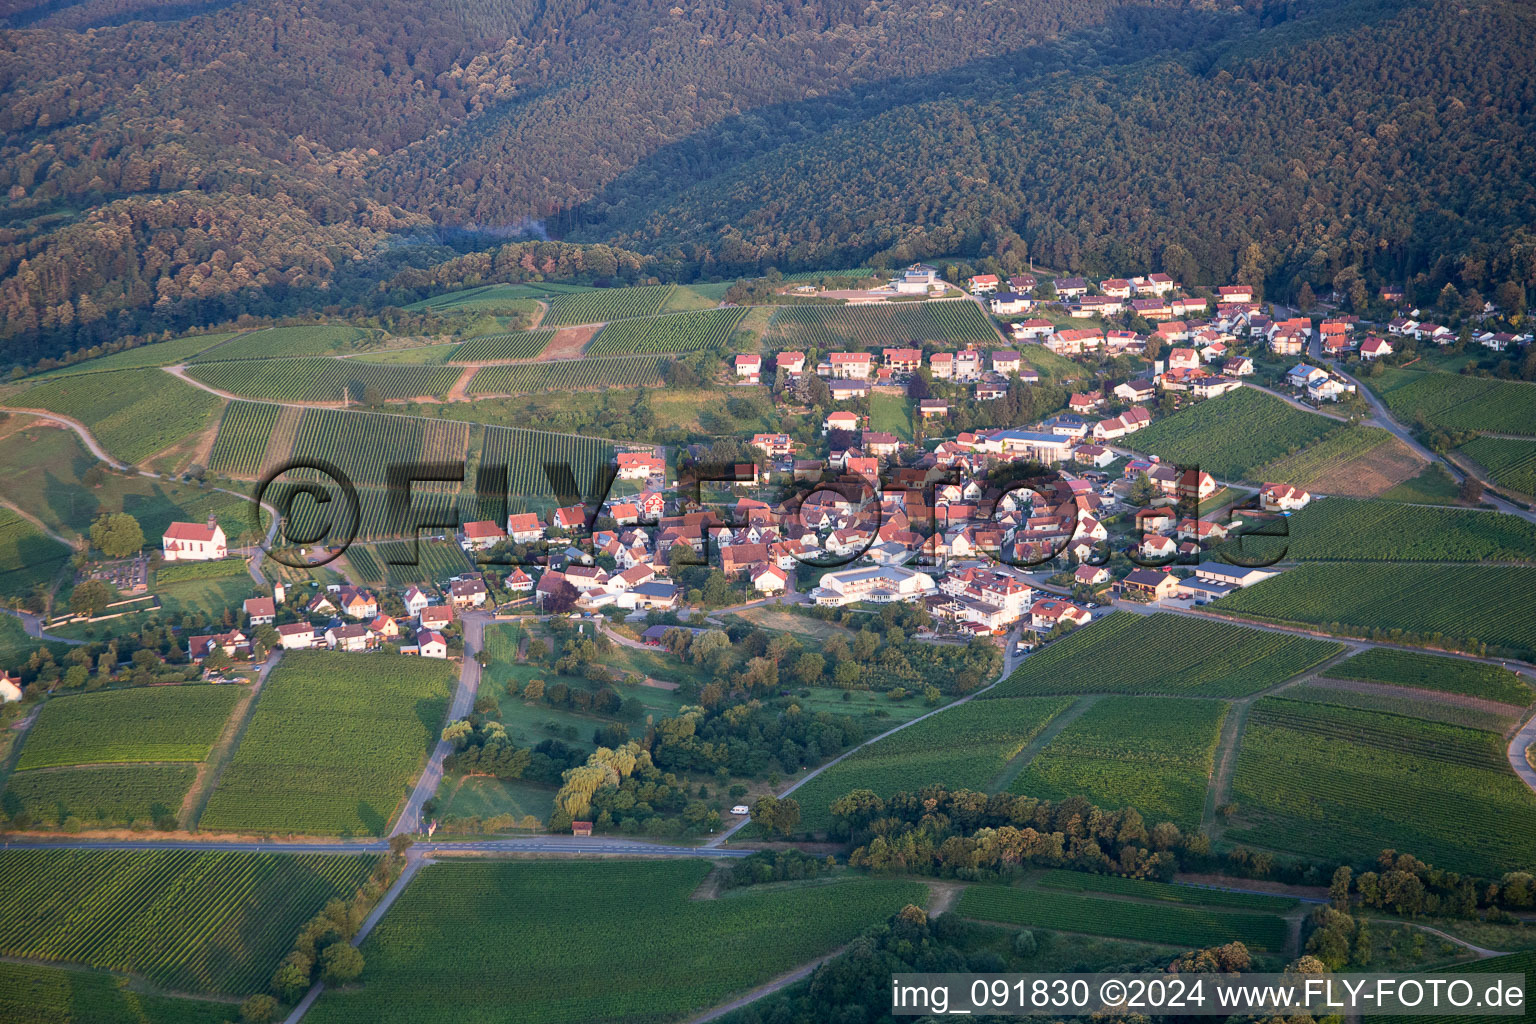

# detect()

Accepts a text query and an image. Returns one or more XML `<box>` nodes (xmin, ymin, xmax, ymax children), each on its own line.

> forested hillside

<box><xmin>2</xmin><ymin>0</ymin><xmax>1533</xmax><ymax>367</ymax></box>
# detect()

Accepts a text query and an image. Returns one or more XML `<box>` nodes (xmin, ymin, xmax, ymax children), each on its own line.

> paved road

<box><xmin>1508</xmin><ymin>713</ymin><xmax>1536</xmax><ymax>794</ymax></box>
<box><xmin>0</xmin><ymin>408</ymin><xmax>127</xmax><ymax>468</ymax></box>
<box><xmin>391</xmin><ymin>612</ymin><xmax>488</xmax><ymax>838</ymax></box>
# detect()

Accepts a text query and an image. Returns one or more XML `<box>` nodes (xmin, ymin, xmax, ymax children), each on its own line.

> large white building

<box><xmin>893</xmin><ymin>263</ymin><xmax>940</xmax><ymax>294</ymax></box>
<box><xmin>810</xmin><ymin>565</ymin><xmax>937</xmax><ymax>607</ymax></box>
<box><xmin>162</xmin><ymin>518</ymin><xmax>228</xmax><ymax>562</ymax></box>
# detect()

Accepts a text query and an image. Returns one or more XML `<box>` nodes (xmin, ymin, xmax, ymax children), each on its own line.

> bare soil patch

<box><xmin>544</xmin><ymin>324</ymin><xmax>601</xmax><ymax>359</ymax></box>
<box><xmin>1311</xmin><ymin>436</ymin><xmax>1427</xmax><ymax>497</ymax></box>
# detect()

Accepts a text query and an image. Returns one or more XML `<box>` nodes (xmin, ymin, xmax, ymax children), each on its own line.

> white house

<box><xmin>751</xmin><ymin>563</ymin><xmax>789</xmax><ymax>594</ymax></box>
<box><xmin>0</xmin><ymin>671</ymin><xmax>22</xmax><ymax>703</ymax></box>
<box><xmin>1360</xmin><ymin>336</ymin><xmax>1393</xmax><ymax>360</ymax></box>
<box><xmin>416</xmin><ymin>630</ymin><xmax>448</xmax><ymax>659</ymax></box>
<box><xmin>276</xmin><ymin>622</ymin><xmax>320</xmax><ymax>650</ymax></box>
<box><xmin>402</xmin><ymin>586</ymin><xmax>431</xmax><ymax>617</ymax></box>
<box><xmin>1259</xmin><ymin>482</ymin><xmax>1312</xmax><ymax>512</ymax></box>
<box><xmin>162</xmin><ymin>518</ymin><xmax>227</xmax><ymax>562</ymax></box>
<box><xmin>461</xmin><ymin>520</ymin><xmax>507</xmax><ymax>552</ymax></box>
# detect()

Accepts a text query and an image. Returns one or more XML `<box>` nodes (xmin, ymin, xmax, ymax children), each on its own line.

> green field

<box><xmin>0</xmin><ymin>613</ymin><xmax>69</xmax><ymax>667</ymax></box>
<box><xmin>32</xmin><ymin>333</ymin><xmax>238</xmax><ymax>379</ymax></box>
<box><xmin>0</xmin><ymin>848</ymin><xmax>380</xmax><ymax>996</ymax></box>
<box><xmin>0</xmin><ymin>507</ymin><xmax>71</xmax><ymax>600</ymax></box>
<box><xmin>1380</xmin><ymin>373</ymin><xmax>1536</xmax><ymax>436</ymax></box>
<box><xmin>7</xmin><ymin>368</ymin><xmax>222</xmax><ymax>465</ymax></box>
<box><xmin>782</xmin><ymin>697</ymin><xmax>1072</xmax><ymax>834</ymax></box>
<box><xmin>17</xmin><ymin>685</ymin><xmax>241</xmax><ymax>769</ymax></box>
<box><xmin>443</xmin><ymin>775</ymin><xmax>555</xmax><ymax>824</ymax></box>
<box><xmin>764</xmin><ymin>300</ymin><xmax>996</xmax><ymax>349</ymax></box>
<box><xmin>586</xmin><ymin>308</ymin><xmax>747</xmax><ymax>356</ymax></box>
<box><xmin>1</xmin><ymin>765</ymin><xmax>196</xmax><ymax>829</ymax></box>
<box><xmin>956</xmin><ymin>884</ymin><xmax>1288</xmax><ymax>950</ymax></box>
<box><xmin>988</xmin><ymin>613</ymin><xmax>1342</xmax><ymax>698</ymax></box>
<box><xmin>189</xmin><ymin>324</ymin><xmax>372</xmax><ymax>361</ymax></box>
<box><xmin>465</xmin><ymin>356</ymin><xmax>669</xmax><ymax>394</ymax></box>
<box><xmin>1320</xmin><ymin>648</ymin><xmax>1531</xmax><ymax>704</ymax></box>
<box><xmin>186</xmin><ymin>358</ymin><xmax>461</xmax><ymax>403</ymax></box>
<box><xmin>868</xmin><ymin>391</ymin><xmax>913</xmax><ymax>441</ymax></box>
<box><xmin>0</xmin><ymin>961</ymin><xmax>231</xmax><ymax>1024</ymax></box>
<box><xmin>1277</xmin><ymin>498</ymin><xmax>1536</xmax><ymax>562</ymax></box>
<box><xmin>1123</xmin><ymin>388</ymin><xmax>1341</xmax><ymax>480</ymax></box>
<box><xmin>542</xmin><ymin>285</ymin><xmax>673</xmax><ymax>326</ymax></box>
<box><xmin>1035</xmin><ymin>870</ymin><xmax>1298</xmax><ymax>911</ymax></box>
<box><xmin>199</xmin><ymin>652</ymin><xmax>456</xmax><ymax>835</ymax></box>
<box><xmin>1218</xmin><ymin>562</ymin><xmax>1536</xmax><ymax>657</ymax></box>
<box><xmin>447</xmin><ymin>331</ymin><xmax>555</xmax><ymax>362</ymax></box>
<box><xmin>1011</xmin><ymin>696</ymin><xmax>1226</xmax><ymax>827</ymax></box>
<box><xmin>1382</xmin><ymin>463</ymin><xmax>1461</xmax><ymax>505</ymax></box>
<box><xmin>153</xmin><ymin>558</ymin><xmax>249</xmax><ymax>585</ymax></box>
<box><xmin>205</xmin><ymin>400</ymin><xmax>279</xmax><ymax>476</ymax></box>
<box><xmin>1460</xmin><ymin>436</ymin><xmax>1536</xmax><ymax>495</ymax></box>
<box><xmin>306</xmin><ymin>859</ymin><xmax>926</xmax><ymax>1024</ymax></box>
<box><xmin>1229</xmin><ymin>697</ymin><xmax>1536</xmax><ymax>874</ymax></box>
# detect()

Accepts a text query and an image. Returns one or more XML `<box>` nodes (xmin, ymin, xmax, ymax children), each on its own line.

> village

<box><xmin>113</xmin><ymin>262</ymin><xmax>1483</xmax><ymax>681</ymax></box>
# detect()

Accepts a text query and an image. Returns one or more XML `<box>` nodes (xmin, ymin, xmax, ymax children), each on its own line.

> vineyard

<box><xmin>1250</xmin><ymin>425</ymin><xmax>1423</xmax><ymax>495</ymax></box>
<box><xmin>379</xmin><ymin>539</ymin><xmax>473</xmax><ymax>586</ymax></box>
<box><xmin>466</xmin><ymin>355</ymin><xmax>669</xmax><ymax>394</ymax></box>
<box><xmin>32</xmin><ymin>332</ymin><xmax>237</xmax><ymax>379</ymax></box>
<box><xmin>1381</xmin><ymin>372</ymin><xmax>1536</xmax><ymax>436</ymax></box>
<box><xmin>406</xmin><ymin>282</ymin><xmax>591</xmax><ymax>312</ymax></box>
<box><xmin>0</xmin><ymin>961</ymin><xmax>230</xmax><ymax>1024</ymax></box>
<box><xmin>586</xmin><ymin>308</ymin><xmax>747</xmax><ymax>356</ymax></box>
<box><xmin>286</xmin><ymin>408</ymin><xmax>470</xmax><ymax>489</ymax></box>
<box><xmin>271</xmin><ymin>484</ymin><xmax>463</xmax><ymax>541</ymax></box>
<box><xmin>154</xmin><ymin>558</ymin><xmax>249</xmax><ymax>584</ymax></box>
<box><xmin>305</xmin><ymin>860</ymin><xmax>926</xmax><ymax>1024</ymax></box>
<box><xmin>206</xmin><ymin>401</ymin><xmax>278</xmax><ymax>476</ymax></box>
<box><xmin>17</xmin><ymin>685</ymin><xmax>240</xmax><ymax>769</ymax></box>
<box><xmin>1280</xmin><ymin>497</ymin><xmax>1536</xmax><ymax>561</ymax></box>
<box><xmin>988</xmin><ymin>613</ymin><xmax>1342</xmax><ymax>698</ymax></box>
<box><xmin>1035</xmin><ymin>870</ymin><xmax>1298</xmax><ymax>911</ymax></box>
<box><xmin>542</xmin><ymin>285</ymin><xmax>673</xmax><ymax>326</ymax></box>
<box><xmin>185</xmin><ymin>358</ymin><xmax>461</xmax><ymax>402</ymax></box>
<box><xmin>1</xmin><ymin>765</ymin><xmax>196</xmax><ymax>828</ymax></box>
<box><xmin>0</xmin><ymin>849</ymin><xmax>381</xmax><ymax>995</ymax></box>
<box><xmin>7</xmin><ymin>367</ymin><xmax>222</xmax><ymax>464</ymax></box>
<box><xmin>955</xmin><ymin>884</ymin><xmax>1288</xmax><ymax>950</ymax></box>
<box><xmin>1229</xmin><ymin>697</ymin><xmax>1536</xmax><ymax>874</ymax></box>
<box><xmin>447</xmin><ymin>331</ymin><xmax>554</xmax><ymax>362</ymax></box>
<box><xmin>1010</xmin><ymin>696</ymin><xmax>1227</xmax><ymax>827</ymax></box>
<box><xmin>1282</xmin><ymin>682</ymin><xmax>1521</xmax><ymax>733</ymax></box>
<box><xmin>1460</xmin><ymin>436</ymin><xmax>1536</xmax><ymax>495</ymax></box>
<box><xmin>1217</xmin><ymin>562</ymin><xmax>1536</xmax><ymax>657</ymax></box>
<box><xmin>764</xmin><ymin>300</ymin><xmax>996</xmax><ymax>349</ymax></box>
<box><xmin>0</xmin><ymin>508</ymin><xmax>70</xmax><ymax>600</ymax></box>
<box><xmin>1122</xmin><ymin>388</ymin><xmax>1341</xmax><ymax>480</ymax></box>
<box><xmin>1321</xmin><ymin>648</ymin><xmax>1533</xmax><ymax>705</ymax></box>
<box><xmin>783</xmin><ymin>697</ymin><xmax>1073</xmax><ymax>834</ymax></box>
<box><xmin>199</xmin><ymin>652</ymin><xmax>456</xmax><ymax>834</ymax></box>
<box><xmin>481</xmin><ymin>424</ymin><xmax>614</xmax><ymax>499</ymax></box>
<box><xmin>189</xmin><ymin>324</ymin><xmax>372</xmax><ymax>361</ymax></box>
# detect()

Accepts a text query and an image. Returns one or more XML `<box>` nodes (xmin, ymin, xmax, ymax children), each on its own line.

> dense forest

<box><xmin>2</xmin><ymin>0</ymin><xmax>1533</xmax><ymax>364</ymax></box>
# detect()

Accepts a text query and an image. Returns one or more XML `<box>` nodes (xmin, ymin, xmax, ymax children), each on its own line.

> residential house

<box><xmin>1225</xmin><ymin>356</ymin><xmax>1254</xmax><ymax>376</ymax></box>
<box><xmin>1054</xmin><ymin>276</ymin><xmax>1088</xmax><ymax>299</ymax></box>
<box><xmin>370</xmin><ymin>614</ymin><xmax>401</xmax><ymax>641</ymax></box>
<box><xmin>1360</xmin><ymin>336</ymin><xmax>1393</xmax><ymax>360</ymax></box>
<box><xmin>918</xmin><ymin>399</ymin><xmax>948</xmax><ymax>419</ymax></box>
<box><xmin>824</xmin><ymin>410</ymin><xmax>859</xmax><ymax>434</ymax></box>
<box><xmin>828</xmin><ymin>379</ymin><xmax>870</xmax><ymax>400</ymax></box>
<box><xmin>616</xmin><ymin>452</ymin><xmax>664</xmax><ymax>480</ymax></box>
<box><xmin>991</xmin><ymin>350</ymin><xmax>1021</xmax><ymax>375</ymax></box>
<box><xmin>189</xmin><ymin>630</ymin><xmax>249</xmax><ymax>661</ymax></box>
<box><xmin>461</xmin><ymin>520</ymin><xmax>507</xmax><ymax>552</ymax></box>
<box><xmin>415</xmin><ymin>630</ymin><xmax>448</xmax><ymax>659</ymax></box>
<box><xmin>505</xmin><ymin>568</ymin><xmax>535</xmax><ymax>593</ymax></box>
<box><xmin>1045</xmin><ymin>328</ymin><xmax>1101</xmax><ymax>355</ymax></box>
<box><xmin>883</xmin><ymin>347</ymin><xmax>922</xmax><ymax>372</ymax></box>
<box><xmin>1122</xmin><ymin>567</ymin><xmax>1180</xmax><ymax>600</ymax></box>
<box><xmin>1073</xmin><ymin>444</ymin><xmax>1115</xmax><ymax>468</ymax></box>
<box><xmin>1114</xmin><ymin>379</ymin><xmax>1156</xmax><ymax>404</ymax></box>
<box><xmin>1259</xmin><ymin>483</ymin><xmax>1312</xmax><ymax>512</ymax></box>
<box><xmin>733</xmin><ymin>354</ymin><xmax>761</xmax><ymax>383</ymax></box>
<box><xmin>775</xmin><ymin>351</ymin><xmax>807</xmax><ymax>375</ymax></box>
<box><xmin>1030</xmin><ymin>598</ymin><xmax>1090</xmax><ymax>629</ymax></box>
<box><xmin>1074</xmin><ymin>564</ymin><xmax>1110</xmax><ymax>586</ymax></box>
<box><xmin>990</xmin><ymin>292</ymin><xmax>1033</xmax><ymax>315</ymax></box>
<box><xmin>1218</xmin><ymin>286</ymin><xmax>1254</xmax><ymax>303</ymax></box>
<box><xmin>953</xmin><ymin>349</ymin><xmax>982</xmax><ymax>380</ymax></box>
<box><xmin>751</xmin><ymin>563</ymin><xmax>789</xmax><ymax>594</ymax></box>
<box><xmin>0</xmin><ymin>671</ymin><xmax>23</xmax><ymax>703</ymax></box>
<box><xmin>506</xmin><ymin>513</ymin><xmax>545</xmax><ymax>544</ymax></box>
<box><xmin>968</xmin><ymin>273</ymin><xmax>1000</xmax><ymax>294</ymax></box>
<box><xmin>1167</xmin><ymin>347</ymin><xmax>1200</xmax><ymax>370</ymax></box>
<box><xmin>1013</xmin><ymin>318</ymin><xmax>1055</xmax><ymax>341</ymax></box>
<box><xmin>326</xmin><ymin>624</ymin><xmax>374</xmax><ymax>652</ymax></box>
<box><xmin>1009</xmin><ymin>274</ymin><xmax>1038</xmax><ymax>292</ymax></box>
<box><xmin>243</xmin><ymin>597</ymin><xmax>275</xmax><ymax>626</ymax></box>
<box><xmin>402</xmin><ymin>585</ymin><xmax>431</xmax><ymax>617</ymax></box>
<box><xmin>277</xmin><ymin>622</ymin><xmax>319</xmax><ymax>650</ymax></box>
<box><xmin>828</xmin><ymin>352</ymin><xmax>873</xmax><ymax>379</ymax></box>
<box><xmin>1099</xmin><ymin>278</ymin><xmax>1133</xmax><ymax>298</ymax></box>
<box><xmin>420</xmin><ymin>604</ymin><xmax>454</xmax><ymax>630</ymax></box>
<box><xmin>749</xmin><ymin>433</ymin><xmax>795</xmax><ymax>457</ymax></box>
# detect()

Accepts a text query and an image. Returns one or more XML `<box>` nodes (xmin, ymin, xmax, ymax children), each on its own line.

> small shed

<box><xmin>571</xmin><ymin>821</ymin><xmax>593</xmax><ymax>837</ymax></box>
